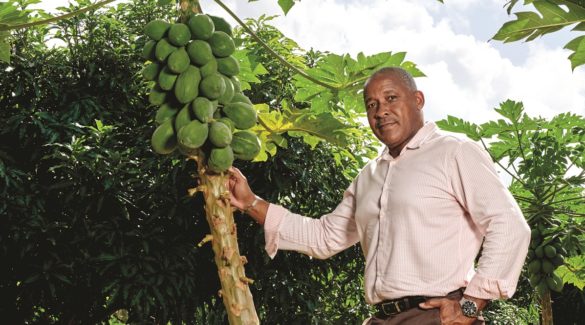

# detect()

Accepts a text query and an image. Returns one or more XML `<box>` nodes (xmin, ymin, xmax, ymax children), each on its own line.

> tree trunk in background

<box><xmin>541</xmin><ymin>291</ymin><xmax>553</xmax><ymax>325</ymax></box>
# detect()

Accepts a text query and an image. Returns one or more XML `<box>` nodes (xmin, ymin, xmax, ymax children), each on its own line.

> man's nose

<box><xmin>375</xmin><ymin>102</ymin><xmax>391</xmax><ymax>118</ymax></box>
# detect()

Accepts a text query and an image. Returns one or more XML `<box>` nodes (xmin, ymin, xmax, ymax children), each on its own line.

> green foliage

<box><xmin>293</xmin><ymin>51</ymin><xmax>424</xmax><ymax>114</ymax></box>
<box><xmin>493</xmin><ymin>0</ymin><xmax>585</xmax><ymax>69</ymax></box>
<box><xmin>557</xmin><ymin>255</ymin><xmax>585</xmax><ymax>289</ymax></box>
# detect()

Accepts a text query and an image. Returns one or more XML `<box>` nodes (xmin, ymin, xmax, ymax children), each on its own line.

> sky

<box><xmin>35</xmin><ymin>0</ymin><xmax>585</xmax><ymax>125</ymax></box>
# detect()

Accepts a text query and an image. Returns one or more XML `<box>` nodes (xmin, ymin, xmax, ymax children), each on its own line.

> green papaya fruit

<box><xmin>527</xmin><ymin>260</ymin><xmax>541</xmax><ymax>274</ymax></box>
<box><xmin>545</xmin><ymin>274</ymin><xmax>563</xmax><ymax>292</ymax></box>
<box><xmin>148</xmin><ymin>86</ymin><xmax>167</xmax><ymax>106</ymax></box>
<box><xmin>217</xmin><ymin>55</ymin><xmax>240</xmax><ymax>77</ymax></box>
<box><xmin>544</xmin><ymin>245</ymin><xmax>557</xmax><ymax>259</ymax></box>
<box><xmin>174</xmin><ymin>65</ymin><xmax>201</xmax><ymax>104</ymax></box>
<box><xmin>168</xmin><ymin>23</ymin><xmax>191</xmax><ymax>46</ymax></box>
<box><xmin>535</xmin><ymin>246</ymin><xmax>544</xmax><ymax>258</ymax></box>
<box><xmin>531</xmin><ymin>228</ymin><xmax>541</xmax><ymax>240</ymax></box>
<box><xmin>541</xmin><ymin>259</ymin><xmax>554</xmax><ymax>274</ymax></box>
<box><xmin>151</xmin><ymin>119</ymin><xmax>177</xmax><ymax>154</ymax></box>
<box><xmin>155</xmin><ymin>38</ymin><xmax>177</xmax><ymax>62</ymax></box>
<box><xmin>188</xmin><ymin>14</ymin><xmax>215</xmax><ymax>40</ymax></box>
<box><xmin>232</xmin><ymin>130</ymin><xmax>261</xmax><ymax>161</ymax></box>
<box><xmin>142</xmin><ymin>62</ymin><xmax>161</xmax><ymax>81</ymax></box>
<box><xmin>209</xmin><ymin>15</ymin><xmax>232</xmax><ymax>36</ymax></box>
<box><xmin>529</xmin><ymin>273</ymin><xmax>541</xmax><ymax>287</ymax></box>
<box><xmin>217</xmin><ymin>75</ymin><xmax>235</xmax><ymax>105</ymax></box>
<box><xmin>144</xmin><ymin>20</ymin><xmax>170</xmax><ymax>41</ymax></box>
<box><xmin>142</xmin><ymin>40</ymin><xmax>157</xmax><ymax>60</ymax></box>
<box><xmin>155</xmin><ymin>102</ymin><xmax>180</xmax><ymax>124</ymax></box>
<box><xmin>231</xmin><ymin>76</ymin><xmax>241</xmax><ymax>92</ymax></box>
<box><xmin>157</xmin><ymin>66</ymin><xmax>178</xmax><ymax>91</ymax></box>
<box><xmin>199</xmin><ymin>73</ymin><xmax>226</xmax><ymax>100</ymax></box>
<box><xmin>187</xmin><ymin>40</ymin><xmax>214</xmax><ymax>66</ymax></box>
<box><xmin>231</xmin><ymin>92</ymin><xmax>252</xmax><ymax>105</ymax></box>
<box><xmin>208</xmin><ymin>31</ymin><xmax>235</xmax><ymax>58</ymax></box>
<box><xmin>223</xmin><ymin>102</ymin><xmax>257</xmax><ymax>129</ymax></box>
<box><xmin>200</xmin><ymin>59</ymin><xmax>218</xmax><ymax>78</ymax></box>
<box><xmin>551</xmin><ymin>255</ymin><xmax>564</xmax><ymax>267</ymax></box>
<box><xmin>209</xmin><ymin>121</ymin><xmax>232</xmax><ymax>147</ymax></box>
<box><xmin>175</xmin><ymin>105</ymin><xmax>193</xmax><ymax>133</ymax></box>
<box><xmin>191</xmin><ymin>97</ymin><xmax>216</xmax><ymax>123</ymax></box>
<box><xmin>208</xmin><ymin>146</ymin><xmax>234</xmax><ymax>173</ymax></box>
<box><xmin>178</xmin><ymin>120</ymin><xmax>208</xmax><ymax>150</ymax></box>
<box><xmin>218</xmin><ymin>117</ymin><xmax>235</xmax><ymax>132</ymax></box>
<box><xmin>167</xmin><ymin>47</ymin><xmax>190</xmax><ymax>74</ymax></box>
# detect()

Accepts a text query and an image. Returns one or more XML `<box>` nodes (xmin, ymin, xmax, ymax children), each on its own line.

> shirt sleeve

<box><xmin>263</xmin><ymin>182</ymin><xmax>360</xmax><ymax>260</ymax></box>
<box><xmin>450</xmin><ymin>141</ymin><xmax>531</xmax><ymax>299</ymax></box>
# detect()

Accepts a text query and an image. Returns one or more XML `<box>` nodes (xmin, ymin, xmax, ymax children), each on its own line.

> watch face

<box><xmin>461</xmin><ymin>299</ymin><xmax>478</xmax><ymax>317</ymax></box>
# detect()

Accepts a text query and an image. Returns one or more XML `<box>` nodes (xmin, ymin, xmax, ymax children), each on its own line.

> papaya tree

<box><xmin>437</xmin><ymin>100</ymin><xmax>585</xmax><ymax>325</ymax></box>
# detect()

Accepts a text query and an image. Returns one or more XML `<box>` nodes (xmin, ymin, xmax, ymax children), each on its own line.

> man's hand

<box><xmin>227</xmin><ymin>167</ymin><xmax>256</xmax><ymax>211</ymax></box>
<box><xmin>419</xmin><ymin>296</ymin><xmax>484</xmax><ymax>325</ymax></box>
<box><xmin>227</xmin><ymin>167</ymin><xmax>269</xmax><ymax>224</ymax></box>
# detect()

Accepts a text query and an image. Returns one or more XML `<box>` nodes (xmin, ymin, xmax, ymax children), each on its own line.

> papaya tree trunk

<box><xmin>194</xmin><ymin>157</ymin><xmax>260</xmax><ymax>325</ymax></box>
<box><xmin>540</xmin><ymin>290</ymin><xmax>553</xmax><ymax>325</ymax></box>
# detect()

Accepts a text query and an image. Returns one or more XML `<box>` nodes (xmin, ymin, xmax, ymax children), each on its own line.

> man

<box><xmin>228</xmin><ymin>67</ymin><xmax>531</xmax><ymax>324</ymax></box>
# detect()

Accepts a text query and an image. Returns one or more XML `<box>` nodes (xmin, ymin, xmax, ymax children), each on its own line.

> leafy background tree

<box><xmin>0</xmin><ymin>0</ymin><xmax>584</xmax><ymax>324</ymax></box>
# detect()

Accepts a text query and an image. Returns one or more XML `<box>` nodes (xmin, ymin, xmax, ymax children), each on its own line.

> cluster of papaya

<box><xmin>526</xmin><ymin>225</ymin><xmax>566</xmax><ymax>296</ymax></box>
<box><xmin>142</xmin><ymin>14</ymin><xmax>261</xmax><ymax>173</ymax></box>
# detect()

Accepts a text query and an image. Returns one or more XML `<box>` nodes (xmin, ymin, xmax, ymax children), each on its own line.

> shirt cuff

<box><xmin>264</xmin><ymin>204</ymin><xmax>288</xmax><ymax>259</ymax></box>
<box><xmin>464</xmin><ymin>273</ymin><xmax>517</xmax><ymax>300</ymax></box>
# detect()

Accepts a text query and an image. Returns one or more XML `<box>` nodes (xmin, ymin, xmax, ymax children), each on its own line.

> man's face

<box><xmin>364</xmin><ymin>73</ymin><xmax>425</xmax><ymax>155</ymax></box>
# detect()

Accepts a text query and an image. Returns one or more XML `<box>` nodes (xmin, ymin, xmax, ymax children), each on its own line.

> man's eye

<box><xmin>367</xmin><ymin>103</ymin><xmax>376</xmax><ymax>110</ymax></box>
<box><xmin>387</xmin><ymin>95</ymin><xmax>397</xmax><ymax>101</ymax></box>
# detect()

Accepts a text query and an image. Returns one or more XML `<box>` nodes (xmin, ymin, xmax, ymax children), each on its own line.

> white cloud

<box><xmin>31</xmin><ymin>0</ymin><xmax>585</xmax><ymax>124</ymax></box>
<box><xmin>219</xmin><ymin>0</ymin><xmax>585</xmax><ymax>125</ymax></box>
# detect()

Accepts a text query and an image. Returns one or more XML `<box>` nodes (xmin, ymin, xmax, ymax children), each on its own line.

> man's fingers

<box><xmin>419</xmin><ymin>298</ymin><xmax>444</xmax><ymax>309</ymax></box>
<box><xmin>228</xmin><ymin>167</ymin><xmax>245</xmax><ymax>180</ymax></box>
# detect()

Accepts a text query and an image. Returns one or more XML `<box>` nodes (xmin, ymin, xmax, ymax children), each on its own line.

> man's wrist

<box><xmin>243</xmin><ymin>196</ymin><xmax>259</xmax><ymax>214</ymax></box>
<box><xmin>460</xmin><ymin>294</ymin><xmax>489</xmax><ymax>318</ymax></box>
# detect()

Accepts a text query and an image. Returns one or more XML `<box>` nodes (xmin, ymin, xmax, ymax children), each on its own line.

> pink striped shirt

<box><xmin>263</xmin><ymin>122</ymin><xmax>531</xmax><ymax>304</ymax></box>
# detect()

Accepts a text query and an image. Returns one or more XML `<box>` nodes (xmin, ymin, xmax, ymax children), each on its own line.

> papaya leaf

<box><xmin>277</xmin><ymin>0</ymin><xmax>295</xmax><ymax>15</ymax></box>
<box><xmin>495</xmin><ymin>99</ymin><xmax>525</xmax><ymax>124</ymax></box>
<box><xmin>233</xmin><ymin>49</ymin><xmax>267</xmax><ymax>90</ymax></box>
<box><xmin>493</xmin><ymin>0</ymin><xmax>585</xmax><ymax>69</ymax></box>
<box><xmin>294</xmin><ymin>52</ymin><xmax>423</xmax><ymax>115</ymax></box>
<box><xmin>564</xmin><ymin>35</ymin><xmax>585</xmax><ymax>69</ymax></box>
<box><xmin>435</xmin><ymin>116</ymin><xmax>482</xmax><ymax>141</ymax></box>
<box><xmin>556</xmin><ymin>255</ymin><xmax>585</xmax><ymax>290</ymax></box>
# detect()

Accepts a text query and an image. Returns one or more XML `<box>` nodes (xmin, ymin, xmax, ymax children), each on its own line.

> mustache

<box><xmin>375</xmin><ymin>118</ymin><xmax>398</xmax><ymax>129</ymax></box>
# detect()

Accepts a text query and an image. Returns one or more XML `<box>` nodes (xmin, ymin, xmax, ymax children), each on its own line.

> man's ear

<box><xmin>415</xmin><ymin>90</ymin><xmax>425</xmax><ymax>110</ymax></box>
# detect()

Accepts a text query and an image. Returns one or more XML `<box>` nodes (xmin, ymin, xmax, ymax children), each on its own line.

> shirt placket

<box><xmin>375</xmin><ymin>156</ymin><xmax>397</xmax><ymax>297</ymax></box>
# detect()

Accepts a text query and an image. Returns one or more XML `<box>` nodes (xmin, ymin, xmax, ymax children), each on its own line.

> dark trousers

<box><xmin>365</xmin><ymin>289</ymin><xmax>485</xmax><ymax>325</ymax></box>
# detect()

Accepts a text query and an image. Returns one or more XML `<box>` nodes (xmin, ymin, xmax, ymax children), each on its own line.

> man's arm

<box><xmin>450</xmin><ymin>141</ymin><xmax>531</xmax><ymax>300</ymax></box>
<box><xmin>227</xmin><ymin>167</ymin><xmax>360</xmax><ymax>260</ymax></box>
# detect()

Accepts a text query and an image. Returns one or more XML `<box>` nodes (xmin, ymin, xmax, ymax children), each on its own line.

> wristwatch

<box><xmin>459</xmin><ymin>297</ymin><xmax>480</xmax><ymax>318</ymax></box>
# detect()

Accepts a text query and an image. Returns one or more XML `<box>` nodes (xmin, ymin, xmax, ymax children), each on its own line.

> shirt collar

<box><xmin>378</xmin><ymin>121</ymin><xmax>438</xmax><ymax>161</ymax></box>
